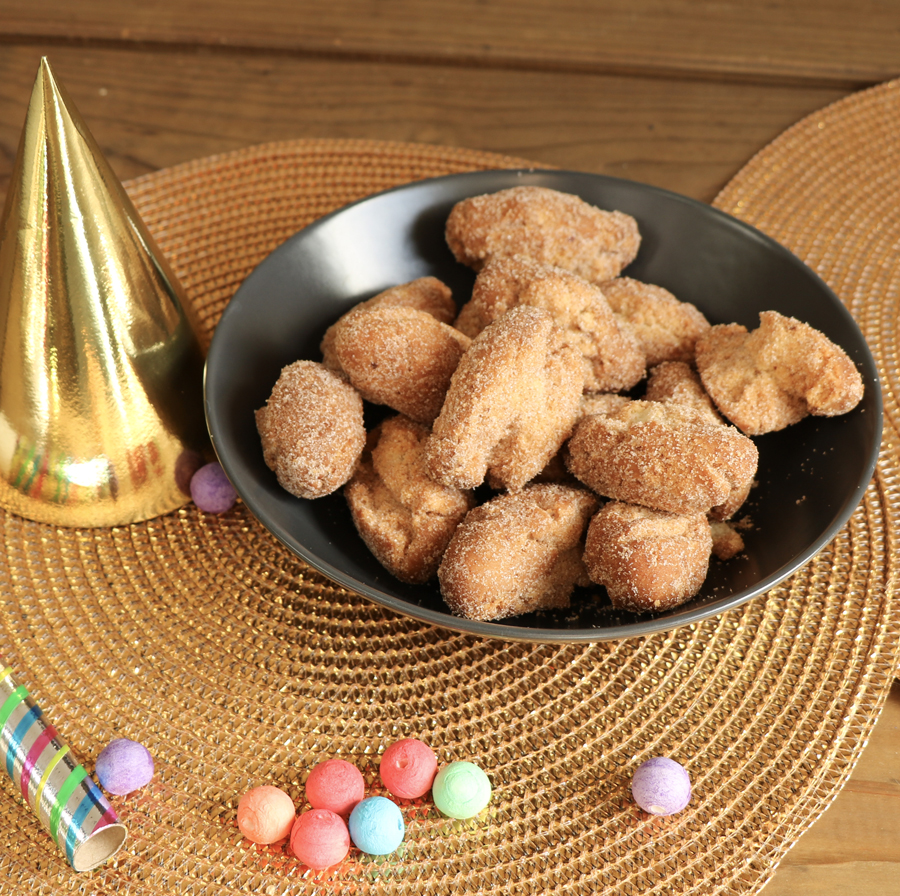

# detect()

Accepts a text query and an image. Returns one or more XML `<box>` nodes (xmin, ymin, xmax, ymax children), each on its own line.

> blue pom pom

<box><xmin>348</xmin><ymin>796</ymin><xmax>404</xmax><ymax>855</ymax></box>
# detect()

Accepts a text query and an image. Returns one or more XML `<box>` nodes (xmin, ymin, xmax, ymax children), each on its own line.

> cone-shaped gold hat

<box><xmin>0</xmin><ymin>58</ymin><xmax>210</xmax><ymax>526</ymax></box>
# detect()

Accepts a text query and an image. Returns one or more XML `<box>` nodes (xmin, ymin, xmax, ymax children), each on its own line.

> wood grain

<box><xmin>0</xmin><ymin>45</ymin><xmax>847</xmax><ymax>205</ymax></box>
<box><xmin>764</xmin><ymin>680</ymin><xmax>900</xmax><ymax>894</ymax></box>
<box><xmin>1</xmin><ymin>0</ymin><xmax>899</xmax><ymax>85</ymax></box>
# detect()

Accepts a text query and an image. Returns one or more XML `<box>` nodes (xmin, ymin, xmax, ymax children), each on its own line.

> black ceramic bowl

<box><xmin>204</xmin><ymin>169</ymin><xmax>882</xmax><ymax>642</ymax></box>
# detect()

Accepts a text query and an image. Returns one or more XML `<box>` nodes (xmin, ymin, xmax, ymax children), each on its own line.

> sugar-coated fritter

<box><xmin>445</xmin><ymin>186</ymin><xmax>641</xmax><ymax>284</ymax></box>
<box><xmin>256</xmin><ymin>360</ymin><xmax>365</xmax><ymax>499</ymax></box>
<box><xmin>531</xmin><ymin>393</ymin><xmax>634</xmax><ymax>486</ymax></box>
<box><xmin>695</xmin><ymin>310</ymin><xmax>864</xmax><ymax>435</ymax></box>
<box><xmin>332</xmin><ymin>305</ymin><xmax>471</xmax><ymax>423</ymax></box>
<box><xmin>566</xmin><ymin>400</ymin><xmax>758</xmax><ymax>516</ymax></box>
<box><xmin>455</xmin><ymin>256</ymin><xmax>645</xmax><ymax>393</ymax></box>
<box><xmin>599</xmin><ymin>277</ymin><xmax>710</xmax><ymax>367</ymax></box>
<box><xmin>583</xmin><ymin>501</ymin><xmax>712</xmax><ymax>613</ymax></box>
<box><xmin>425</xmin><ymin>305</ymin><xmax>584</xmax><ymax>491</ymax></box>
<box><xmin>438</xmin><ymin>484</ymin><xmax>599</xmax><ymax>621</ymax></box>
<box><xmin>645</xmin><ymin>361</ymin><xmax>723</xmax><ymax>425</ymax></box>
<box><xmin>709</xmin><ymin>520</ymin><xmax>746</xmax><ymax>561</ymax></box>
<box><xmin>344</xmin><ymin>415</ymin><xmax>475</xmax><ymax>584</ymax></box>
<box><xmin>644</xmin><ymin>362</ymin><xmax>750</xmax><ymax>518</ymax></box>
<box><xmin>321</xmin><ymin>276</ymin><xmax>456</xmax><ymax>372</ymax></box>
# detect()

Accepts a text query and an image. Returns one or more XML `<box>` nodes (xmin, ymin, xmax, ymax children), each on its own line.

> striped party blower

<box><xmin>1</xmin><ymin>661</ymin><xmax>127</xmax><ymax>871</ymax></box>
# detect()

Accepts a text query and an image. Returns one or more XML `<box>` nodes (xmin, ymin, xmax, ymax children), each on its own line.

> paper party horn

<box><xmin>0</xmin><ymin>663</ymin><xmax>127</xmax><ymax>871</ymax></box>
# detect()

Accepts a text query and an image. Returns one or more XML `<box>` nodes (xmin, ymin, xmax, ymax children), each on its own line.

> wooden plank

<box><xmin>1</xmin><ymin>0</ymin><xmax>899</xmax><ymax>86</ymax></box>
<box><xmin>764</xmin><ymin>680</ymin><xmax>900</xmax><ymax>895</ymax></box>
<box><xmin>0</xmin><ymin>45</ymin><xmax>849</xmax><ymax>205</ymax></box>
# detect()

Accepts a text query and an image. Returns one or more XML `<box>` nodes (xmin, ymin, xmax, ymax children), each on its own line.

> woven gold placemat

<box><xmin>0</xmin><ymin>136</ymin><xmax>897</xmax><ymax>896</ymax></box>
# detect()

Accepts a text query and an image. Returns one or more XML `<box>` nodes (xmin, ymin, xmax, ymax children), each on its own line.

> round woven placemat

<box><xmin>0</xmin><ymin>135</ymin><xmax>898</xmax><ymax>896</ymax></box>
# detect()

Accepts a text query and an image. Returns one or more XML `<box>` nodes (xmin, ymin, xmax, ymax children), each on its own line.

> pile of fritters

<box><xmin>256</xmin><ymin>185</ymin><xmax>865</xmax><ymax>620</ymax></box>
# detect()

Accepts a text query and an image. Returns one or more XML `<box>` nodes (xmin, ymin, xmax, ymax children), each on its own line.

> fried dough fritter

<box><xmin>256</xmin><ymin>360</ymin><xmax>366</xmax><ymax>499</ymax></box>
<box><xmin>709</xmin><ymin>519</ymin><xmax>746</xmax><ymax>561</ymax></box>
<box><xmin>425</xmin><ymin>304</ymin><xmax>585</xmax><ymax>492</ymax></box>
<box><xmin>438</xmin><ymin>484</ymin><xmax>599</xmax><ymax>621</ymax></box>
<box><xmin>599</xmin><ymin>276</ymin><xmax>710</xmax><ymax>367</ymax></box>
<box><xmin>344</xmin><ymin>415</ymin><xmax>475</xmax><ymax>584</ymax></box>
<box><xmin>583</xmin><ymin>501</ymin><xmax>712</xmax><ymax>613</ymax></box>
<box><xmin>566</xmin><ymin>400</ymin><xmax>758</xmax><ymax>516</ymax></box>
<box><xmin>645</xmin><ymin>360</ymin><xmax>723</xmax><ymax>425</ymax></box>
<box><xmin>644</xmin><ymin>362</ymin><xmax>752</xmax><ymax>518</ymax></box>
<box><xmin>579</xmin><ymin>392</ymin><xmax>633</xmax><ymax>418</ymax></box>
<box><xmin>445</xmin><ymin>186</ymin><xmax>641</xmax><ymax>284</ymax></box>
<box><xmin>321</xmin><ymin>276</ymin><xmax>456</xmax><ymax>372</ymax></box>
<box><xmin>695</xmin><ymin>310</ymin><xmax>864</xmax><ymax>435</ymax></box>
<box><xmin>455</xmin><ymin>256</ymin><xmax>646</xmax><ymax>393</ymax></box>
<box><xmin>332</xmin><ymin>305</ymin><xmax>471</xmax><ymax>423</ymax></box>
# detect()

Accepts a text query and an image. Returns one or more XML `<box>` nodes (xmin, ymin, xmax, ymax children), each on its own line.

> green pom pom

<box><xmin>432</xmin><ymin>761</ymin><xmax>491</xmax><ymax>819</ymax></box>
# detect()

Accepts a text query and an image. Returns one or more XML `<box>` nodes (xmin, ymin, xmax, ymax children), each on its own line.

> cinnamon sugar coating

<box><xmin>438</xmin><ymin>484</ymin><xmax>599</xmax><ymax>621</ymax></box>
<box><xmin>256</xmin><ymin>360</ymin><xmax>365</xmax><ymax>499</ymax></box>
<box><xmin>645</xmin><ymin>361</ymin><xmax>723</xmax><ymax>425</ymax></box>
<box><xmin>709</xmin><ymin>520</ymin><xmax>746</xmax><ymax>561</ymax></box>
<box><xmin>583</xmin><ymin>501</ymin><xmax>712</xmax><ymax>613</ymax></box>
<box><xmin>344</xmin><ymin>416</ymin><xmax>474</xmax><ymax>584</ymax></box>
<box><xmin>695</xmin><ymin>310</ymin><xmax>864</xmax><ymax>435</ymax></box>
<box><xmin>644</xmin><ymin>362</ymin><xmax>750</xmax><ymax>518</ymax></box>
<box><xmin>579</xmin><ymin>392</ymin><xmax>633</xmax><ymax>418</ymax></box>
<box><xmin>321</xmin><ymin>276</ymin><xmax>456</xmax><ymax>371</ymax></box>
<box><xmin>445</xmin><ymin>186</ymin><xmax>641</xmax><ymax>284</ymax></box>
<box><xmin>456</xmin><ymin>256</ymin><xmax>645</xmax><ymax>393</ymax></box>
<box><xmin>531</xmin><ymin>393</ymin><xmax>632</xmax><ymax>486</ymax></box>
<box><xmin>425</xmin><ymin>304</ymin><xmax>585</xmax><ymax>491</ymax></box>
<box><xmin>599</xmin><ymin>276</ymin><xmax>710</xmax><ymax>367</ymax></box>
<box><xmin>332</xmin><ymin>305</ymin><xmax>471</xmax><ymax>423</ymax></box>
<box><xmin>566</xmin><ymin>400</ymin><xmax>758</xmax><ymax>516</ymax></box>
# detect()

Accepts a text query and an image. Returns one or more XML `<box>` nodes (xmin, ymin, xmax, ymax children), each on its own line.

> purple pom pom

<box><xmin>631</xmin><ymin>757</ymin><xmax>691</xmax><ymax>816</ymax></box>
<box><xmin>96</xmin><ymin>738</ymin><xmax>155</xmax><ymax>795</ymax></box>
<box><xmin>190</xmin><ymin>462</ymin><xmax>237</xmax><ymax>513</ymax></box>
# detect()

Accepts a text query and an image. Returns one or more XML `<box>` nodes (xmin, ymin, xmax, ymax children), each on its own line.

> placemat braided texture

<box><xmin>0</xmin><ymin>136</ymin><xmax>897</xmax><ymax>896</ymax></box>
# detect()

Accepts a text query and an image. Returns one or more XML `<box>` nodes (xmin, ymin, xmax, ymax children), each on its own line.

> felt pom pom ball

<box><xmin>237</xmin><ymin>785</ymin><xmax>296</xmax><ymax>844</ymax></box>
<box><xmin>306</xmin><ymin>758</ymin><xmax>365</xmax><ymax>818</ymax></box>
<box><xmin>290</xmin><ymin>809</ymin><xmax>351</xmax><ymax>870</ymax></box>
<box><xmin>379</xmin><ymin>738</ymin><xmax>438</xmax><ymax>799</ymax></box>
<box><xmin>348</xmin><ymin>796</ymin><xmax>405</xmax><ymax>855</ymax></box>
<box><xmin>190</xmin><ymin>462</ymin><xmax>237</xmax><ymax>513</ymax></box>
<box><xmin>95</xmin><ymin>738</ymin><xmax>155</xmax><ymax>795</ymax></box>
<box><xmin>431</xmin><ymin>761</ymin><xmax>491</xmax><ymax>819</ymax></box>
<box><xmin>631</xmin><ymin>757</ymin><xmax>692</xmax><ymax>816</ymax></box>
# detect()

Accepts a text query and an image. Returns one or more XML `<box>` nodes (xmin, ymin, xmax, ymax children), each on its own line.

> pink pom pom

<box><xmin>290</xmin><ymin>809</ymin><xmax>350</xmax><ymax>870</ymax></box>
<box><xmin>379</xmin><ymin>738</ymin><xmax>438</xmax><ymax>799</ymax></box>
<box><xmin>306</xmin><ymin>758</ymin><xmax>365</xmax><ymax>818</ymax></box>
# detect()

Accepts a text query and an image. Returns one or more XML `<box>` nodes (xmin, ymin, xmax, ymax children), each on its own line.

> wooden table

<box><xmin>0</xmin><ymin>3</ymin><xmax>898</xmax><ymax>893</ymax></box>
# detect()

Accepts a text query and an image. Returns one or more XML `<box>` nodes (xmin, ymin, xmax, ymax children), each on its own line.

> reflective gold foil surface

<box><xmin>0</xmin><ymin>59</ymin><xmax>209</xmax><ymax>527</ymax></box>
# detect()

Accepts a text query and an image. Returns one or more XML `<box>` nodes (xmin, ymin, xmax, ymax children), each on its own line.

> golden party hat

<box><xmin>0</xmin><ymin>58</ymin><xmax>210</xmax><ymax>527</ymax></box>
